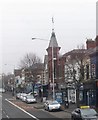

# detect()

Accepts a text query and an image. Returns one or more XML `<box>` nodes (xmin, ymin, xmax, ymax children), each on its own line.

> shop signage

<box><xmin>55</xmin><ymin>92</ymin><xmax>63</xmax><ymax>104</ymax></box>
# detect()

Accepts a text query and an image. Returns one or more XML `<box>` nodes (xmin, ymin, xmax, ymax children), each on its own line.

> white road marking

<box><xmin>2</xmin><ymin>110</ymin><xmax>10</xmax><ymax>118</ymax></box>
<box><xmin>5</xmin><ymin>99</ymin><xmax>39</xmax><ymax>120</ymax></box>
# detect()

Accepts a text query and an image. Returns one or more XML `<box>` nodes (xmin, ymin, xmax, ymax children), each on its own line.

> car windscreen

<box><xmin>81</xmin><ymin>109</ymin><xmax>97</xmax><ymax>116</ymax></box>
<box><xmin>27</xmin><ymin>95</ymin><xmax>34</xmax><ymax>99</ymax></box>
<box><xmin>50</xmin><ymin>101</ymin><xmax>59</xmax><ymax>105</ymax></box>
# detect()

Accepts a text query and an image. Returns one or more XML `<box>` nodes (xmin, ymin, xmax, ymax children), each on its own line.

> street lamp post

<box><xmin>51</xmin><ymin>44</ymin><xmax>55</xmax><ymax>100</ymax></box>
<box><xmin>32</xmin><ymin>37</ymin><xmax>55</xmax><ymax>100</ymax></box>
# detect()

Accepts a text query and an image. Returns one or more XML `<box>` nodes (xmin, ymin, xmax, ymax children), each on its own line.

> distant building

<box><xmin>63</xmin><ymin>49</ymin><xmax>87</xmax><ymax>83</ymax></box>
<box><xmin>62</xmin><ymin>49</ymin><xmax>88</xmax><ymax>103</ymax></box>
<box><xmin>14</xmin><ymin>69</ymin><xmax>22</xmax><ymax>84</ymax></box>
<box><xmin>43</xmin><ymin>55</ymin><xmax>48</xmax><ymax>85</ymax></box>
<box><xmin>0</xmin><ymin>74</ymin><xmax>2</xmax><ymax>88</ymax></box>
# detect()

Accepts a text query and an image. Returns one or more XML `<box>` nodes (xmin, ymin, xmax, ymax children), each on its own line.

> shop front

<box><xmin>79</xmin><ymin>80</ymin><xmax>98</xmax><ymax>111</ymax></box>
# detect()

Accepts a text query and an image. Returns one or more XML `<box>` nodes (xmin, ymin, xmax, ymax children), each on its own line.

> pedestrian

<box><xmin>65</xmin><ymin>100</ymin><xmax>69</xmax><ymax>108</ymax></box>
<box><xmin>12</xmin><ymin>87</ymin><xmax>14</xmax><ymax>96</ymax></box>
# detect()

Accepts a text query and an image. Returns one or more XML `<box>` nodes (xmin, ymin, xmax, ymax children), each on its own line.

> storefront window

<box><xmin>79</xmin><ymin>91</ymin><xmax>83</xmax><ymax>101</ymax></box>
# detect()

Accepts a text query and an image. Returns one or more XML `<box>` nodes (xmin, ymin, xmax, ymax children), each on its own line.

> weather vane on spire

<box><xmin>52</xmin><ymin>17</ymin><xmax>54</xmax><ymax>23</ymax></box>
<box><xmin>52</xmin><ymin>17</ymin><xmax>54</xmax><ymax>32</ymax></box>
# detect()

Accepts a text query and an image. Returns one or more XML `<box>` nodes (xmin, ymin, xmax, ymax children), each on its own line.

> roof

<box><xmin>63</xmin><ymin>49</ymin><xmax>87</xmax><ymax>58</ymax></box>
<box><xmin>48</xmin><ymin>31</ymin><xmax>59</xmax><ymax>48</ymax></box>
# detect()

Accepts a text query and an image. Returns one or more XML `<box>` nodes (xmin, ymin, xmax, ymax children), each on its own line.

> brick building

<box><xmin>79</xmin><ymin>36</ymin><xmax>98</xmax><ymax>110</ymax></box>
<box><xmin>46</xmin><ymin>29</ymin><xmax>62</xmax><ymax>88</ymax></box>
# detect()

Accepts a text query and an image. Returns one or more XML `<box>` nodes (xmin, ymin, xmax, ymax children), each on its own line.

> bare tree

<box><xmin>18</xmin><ymin>52</ymin><xmax>43</xmax><ymax>94</ymax></box>
<box><xmin>64</xmin><ymin>47</ymin><xmax>87</xmax><ymax>107</ymax></box>
<box><xmin>19</xmin><ymin>52</ymin><xmax>42</xmax><ymax>68</ymax></box>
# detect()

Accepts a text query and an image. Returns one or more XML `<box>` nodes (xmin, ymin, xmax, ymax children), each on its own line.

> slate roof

<box><xmin>48</xmin><ymin>31</ymin><xmax>59</xmax><ymax>48</ymax></box>
<box><xmin>63</xmin><ymin>49</ymin><xmax>87</xmax><ymax>57</ymax></box>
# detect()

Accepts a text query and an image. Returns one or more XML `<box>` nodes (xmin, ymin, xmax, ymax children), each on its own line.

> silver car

<box><xmin>71</xmin><ymin>106</ymin><xmax>98</xmax><ymax>120</ymax></box>
<box><xmin>26</xmin><ymin>95</ymin><xmax>37</xmax><ymax>103</ymax></box>
<box><xmin>16</xmin><ymin>93</ymin><xmax>21</xmax><ymax>99</ymax></box>
<box><xmin>44</xmin><ymin>100</ymin><xmax>61</xmax><ymax>111</ymax></box>
<box><xmin>28</xmin><ymin>91</ymin><xmax>38</xmax><ymax>97</ymax></box>
<box><xmin>21</xmin><ymin>94</ymin><xmax>27</xmax><ymax>102</ymax></box>
<box><xmin>20</xmin><ymin>93</ymin><xmax>27</xmax><ymax>100</ymax></box>
<box><xmin>0</xmin><ymin>88</ymin><xmax>5</xmax><ymax>93</ymax></box>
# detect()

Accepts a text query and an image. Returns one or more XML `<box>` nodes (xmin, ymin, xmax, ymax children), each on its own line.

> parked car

<box><xmin>16</xmin><ymin>93</ymin><xmax>21</xmax><ymax>99</ymax></box>
<box><xmin>20</xmin><ymin>93</ymin><xmax>27</xmax><ymax>100</ymax></box>
<box><xmin>28</xmin><ymin>91</ymin><xmax>38</xmax><ymax>97</ymax></box>
<box><xmin>0</xmin><ymin>88</ymin><xmax>5</xmax><ymax>93</ymax></box>
<box><xmin>71</xmin><ymin>106</ymin><xmax>98</xmax><ymax>120</ymax></box>
<box><xmin>44</xmin><ymin>100</ymin><xmax>61</xmax><ymax>111</ymax></box>
<box><xmin>25</xmin><ymin>95</ymin><xmax>37</xmax><ymax>103</ymax></box>
<box><xmin>21</xmin><ymin>94</ymin><xmax>28</xmax><ymax>102</ymax></box>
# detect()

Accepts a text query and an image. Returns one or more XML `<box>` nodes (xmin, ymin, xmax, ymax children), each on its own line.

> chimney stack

<box><xmin>95</xmin><ymin>35</ymin><xmax>98</xmax><ymax>47</ymax></box>
<box><xmin>86</xmin><ymin>39</ymin><xmax>96</xmax><ymax>49</ymax></box>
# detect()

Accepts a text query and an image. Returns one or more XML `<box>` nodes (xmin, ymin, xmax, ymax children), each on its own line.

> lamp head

<box><xmin>32</xmin><ymin>38</ymin><xmax>36</xmax><ymax>40</ymax></box>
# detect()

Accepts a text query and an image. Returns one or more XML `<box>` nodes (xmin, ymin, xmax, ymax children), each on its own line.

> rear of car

<box><xmin>0</xmin><ymin>88</ymin><xmax>5</xmax><ymax>93</ymax></box>
<box><xmin>26</xmin><ymin>95</ymin><xmax>37</xmax><ymax>103</ymax></box>
<box><xmin>21</xmin><ymin>94</ymin><xmax>27</xmax><ymax>102</ymax></box>
<box><xmin>44</xmin><ymin>100</ymin><xmax>61</xmax><ymax>111</ymax></box>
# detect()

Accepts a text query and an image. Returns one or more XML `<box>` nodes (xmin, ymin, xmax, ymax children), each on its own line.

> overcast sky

<box><xmin>0</xmin><ymin>0</ymin><xmax>97</xmax><ymax>74</ymax></box>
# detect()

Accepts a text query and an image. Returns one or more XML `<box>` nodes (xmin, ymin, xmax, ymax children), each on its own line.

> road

<box><xmin>2</xmin><ymin>93</ymin><xmax>36</xmax><ymax>119</ymax></box>
<box><xmin>2</xmin><ymin>91</ymin><xmax>71</xmax><ymax>119</ymax></box>
<box><xmin>0</xmin><ymin>93</ymin><xmax>2</xmax><ymax>119</ymax></box>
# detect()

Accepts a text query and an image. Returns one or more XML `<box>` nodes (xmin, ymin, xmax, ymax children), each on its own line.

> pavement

<box><xmin>33</xmin><ymin>97</ymin><xmax>77</xmax><ymax>113</ymax></box>
<box><xmin>8</xmin><ymin>92</ymin><xmax>77</xmax><ymax>113</ymax></box>
<box><xmin>63</xmin><ymin>103</ymin><xmax>77</xmax><ymax>113</ymax></box>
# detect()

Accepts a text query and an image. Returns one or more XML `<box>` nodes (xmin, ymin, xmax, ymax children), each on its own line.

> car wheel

<box><xmin>58</xmin><ymin>106</ymin><xmax>61</xmax><ymax>111</ymax></box>
<box><xmin>44</xmin><ymin>106</ymin><xmax>46</xmax><ymax>110</ymax></box>
<box><xmin>48</xmin><ymin>107</ymin><xmax>51</xmax><ymax>112</ymax></box>
<box><xmin>48</xmin><ymin>107</ymin><xmax>49</xmax><ymax>111</ymax></box>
